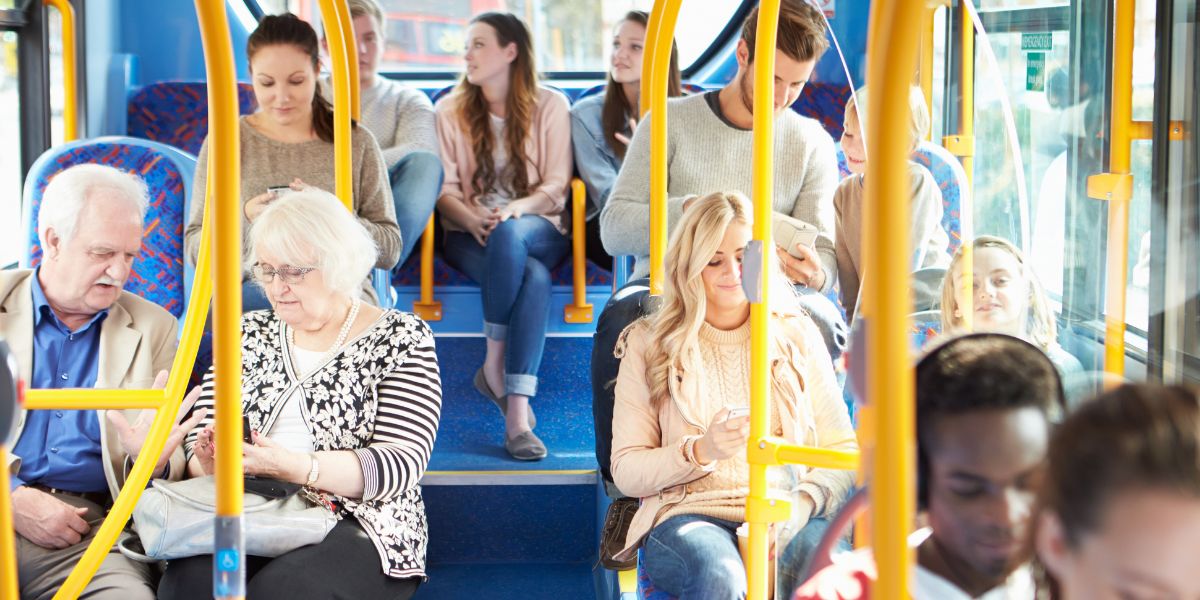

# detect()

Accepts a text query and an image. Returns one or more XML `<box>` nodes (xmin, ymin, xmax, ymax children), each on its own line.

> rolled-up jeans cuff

<box><xmin>484</xmin><ymin>321</ymin><xmax>508</xmax><ymax>341</ymax></box>
<box><xmin>505</xmin><ymin>374</ymin><xmax>538</xmax><ymax>398</ymax></box>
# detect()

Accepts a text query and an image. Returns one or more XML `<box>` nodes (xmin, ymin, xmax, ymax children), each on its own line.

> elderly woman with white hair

<box><xmin>158</xmin><ymin>190</ymin><xmax>441</xmax><ymax>600</ymax></box>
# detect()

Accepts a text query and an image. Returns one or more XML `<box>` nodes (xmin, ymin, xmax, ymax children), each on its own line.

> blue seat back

<box><xmin>911</xmin><ymin>142</ymin><xmax>967</xmax><ymax>254</ymax></box>
<box><xmin>21</xmin><ymin>137</ymin><xmax>198</xmax><ymax>319</ymax></box>
<box><xmin>127</xmin><ymin>81</ymin><xmax>258</xmax><ymax>155</ymax></box>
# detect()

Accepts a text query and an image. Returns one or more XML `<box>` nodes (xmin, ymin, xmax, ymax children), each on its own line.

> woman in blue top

<box><xmin>569</xmin><ymin>10</ymin><xmax>680</xmax><ymax>270</ymax></box>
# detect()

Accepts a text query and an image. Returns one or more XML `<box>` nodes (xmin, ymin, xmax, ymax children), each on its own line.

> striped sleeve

<box><xmin>353</xmin><ymin>320</ymin><xmax>442</xmax><ymax>501</ymax></box>
<box><xmin>182</xmin><ymin>368</ymin><xmax>217</xmax><ymax>464</ymax></box>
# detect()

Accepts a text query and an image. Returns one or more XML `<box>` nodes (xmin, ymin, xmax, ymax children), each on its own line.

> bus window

<box><xmin>0</xmin><ymin>29</ymin><xmax>18</xmax><ymax>268</ymax></box>
<box><xmin>254</xmin><ymin>0</ymin><xmax>744</xmax><ymax>74</ymax></box>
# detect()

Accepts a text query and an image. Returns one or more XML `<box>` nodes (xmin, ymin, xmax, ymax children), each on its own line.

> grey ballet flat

<box><xmin>473</xmin><ymin>367</ymin><xmax>536</xmax><ymax>428</ymax></box>
<box><xmin>505</xmin><ymin>430</ymin><xmax>548</xmax><ymax>461</ymax></box>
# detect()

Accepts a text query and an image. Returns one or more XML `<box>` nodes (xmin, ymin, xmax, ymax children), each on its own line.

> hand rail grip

<box><xmin>413</xmin><ymin>216</ymin><xmax>443</xmax><ymax>321</ymax></box>
<box><xmin>564</xmin><ymin>178</ymin><xmax>594</xmax><ymax>323</ymax></box>
<box><xmin>43</xmin><ymin>0</ymin><xmax>78</xmax><ymax>141</ymax></box>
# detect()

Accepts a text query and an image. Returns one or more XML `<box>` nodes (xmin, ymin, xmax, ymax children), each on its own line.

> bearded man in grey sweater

<box><xmin>323</xmin><ymin>0</ymin><xmax>442</xmax><ymax>267</ymax></box>
<box><xmin>592</xmin><ymin>0</ymin><xmax>846</xmax><ymax>512</ymax></box>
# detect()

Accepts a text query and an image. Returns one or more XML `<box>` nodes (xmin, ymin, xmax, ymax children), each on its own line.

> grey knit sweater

<box><xmin>321</xmin><ymin>76</ymin><xmax>438</xmax><ymax>167</ymax></box>
<box><xmin>599</xmin><ymin>92</ymin><xmax>839</xmax><ymax>290</ymax></box>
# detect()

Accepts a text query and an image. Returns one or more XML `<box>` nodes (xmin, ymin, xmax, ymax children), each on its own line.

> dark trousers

<box><xmin>157</xmin><ymin>519</ymin><xmax>420</xmax><ymax>600</ymax></box>
<box><xmin>591</xmin><ymin>279</ymin><xmax>847</xmax><ymax>494</ymax></box>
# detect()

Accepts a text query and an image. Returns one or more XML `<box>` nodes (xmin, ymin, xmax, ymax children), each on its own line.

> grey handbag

<box><xmin>123</xmin><ymin>475</ymin><xmax>339</xmax><ymax>561</ymax></box>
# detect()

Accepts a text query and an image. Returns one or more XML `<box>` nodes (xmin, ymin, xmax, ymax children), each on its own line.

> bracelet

<box><xmin>682</xmin><ymin>436</ymin><xmax>715</xmax><ymax>471</ymax></box>
<box><xmin>305</xmin><ymin>454</ymin><xmax>320</xmax><ymax>487</ymax></box>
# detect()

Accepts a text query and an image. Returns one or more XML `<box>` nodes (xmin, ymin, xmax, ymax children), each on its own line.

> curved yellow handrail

<box><xmin>744</xmin><ymin>3</ymin><xmax>781</xmax><ymax>598</ymax></box>
<box><xmin>639</xmin><ymin>0</ymin><xmax>668</xmax><ymax>118</ymax></box>
<box><xmin>316</xmin><ymin>0</ymin><xmax>355</xmax><ymax>209</ymax></box>
<box><xmin>0</xmin><ymin>447</ymin><xmax>17</xmax><ymax>600</ymax></box>
<box><xmin>647</xmin><ymin>0</ymin><xmax>682</xmax><ymax>297</ymax></box>
<box><xmin>334</xmin><ymin>0</ymin><xmax>361</xmax><ymax>121</ymax></box>
<box><xmin>195</xmin><ymin>0</ymin><xmax>245</xmax><ymax>596</ymax></box>
<box><xmin>864</xmin><ymin>0</ymin><xmax>922</xmax><ymax>596</ymax></box>
<box><xmin>43</xmin><ymin>0</ymin><xmax>78</xmax><ymax>141</ymax></box>
<box><xmin>947</xmin><ymin>3</ymin><xmax>975</xmax><ymax>330</ymax></box>
<box><xmin>564</xmin><ymin>178</ymin><xmax>594</xmax><ymax>323</ymax></box>
<box><xmin>1088</xmin><ymin>0</ymin><xmax>1134</xmax><ymax>377</ymax></box>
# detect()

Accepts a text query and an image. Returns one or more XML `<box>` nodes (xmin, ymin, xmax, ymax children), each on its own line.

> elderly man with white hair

<box><xmin>0</xmin><ymin>163</ymin><xmax>202</xmax><ymax>599</ymax></box>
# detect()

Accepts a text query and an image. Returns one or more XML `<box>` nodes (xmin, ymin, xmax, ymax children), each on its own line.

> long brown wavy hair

<box><xmin>450</xmin><ymin>12</ymin><xmax>538</xmax><ymax>200</ymax></box>
<box><xmin>247</xmin><ymin>13</ymin><xmax>355</xmax><ymax>144</ymax></box>
<box><xmin>601</xmin><ymin>11</ymin><xmax>681</xmax><ymax>160</ymax></box>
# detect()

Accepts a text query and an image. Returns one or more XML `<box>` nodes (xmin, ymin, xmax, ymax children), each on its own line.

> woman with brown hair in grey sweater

<box><xmin>184</xmin><ymin>13</ymin><xmax>400</xmax><ymax>310</ymax></box>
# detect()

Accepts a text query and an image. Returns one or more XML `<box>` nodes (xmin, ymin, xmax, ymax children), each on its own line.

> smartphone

<box><xmin>267</xmin><ymin>185</ymin><xmax>293</xmax><ymax>198</ymax></box>
<box><xmin>242</xmin><ymin>415</ymin><xmax>254</xmax><ymax>444</ymax></box>
<box><xmin>772</xmin><ymin>214</ymin><xmax>819</xmax><ymax>259</ymax></box>
<box><xmin>724</xmin><ymin>406</ymin><xmax>751</xmax><ymax>422</ymax></box>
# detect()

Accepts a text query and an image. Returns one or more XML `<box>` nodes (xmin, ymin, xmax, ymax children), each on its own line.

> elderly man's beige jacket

<box><xmin>0</xmin><ymin>268</ymin><xmax>182</xmax><ymax>500</ymax></box>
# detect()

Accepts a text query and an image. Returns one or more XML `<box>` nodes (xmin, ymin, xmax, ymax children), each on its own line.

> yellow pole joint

<box><xmin>43</xmin><ymin>0</ymin><xmax>78</xmax><ymax>141</ymax></box>
<box><xmin>750</xmin><ymin>438</ymin><xmax>862</xmax><ymax>472</ymax></box>
<box><xmin>564</xmin><ymin>178</ymin><xmax>594</xmax><ymax>323</ymax></box>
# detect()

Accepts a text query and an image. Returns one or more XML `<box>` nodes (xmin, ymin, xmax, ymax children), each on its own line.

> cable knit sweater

<box><xmin>599</xmin><ymin>92</ymin><xmax>839</xmax><ymax>289</ymax></box>
<box><xmin>610</xmin><ymin>312</ymin><xmax>858</xmax><ymax>561</ymax></box>
<box><xmin>320</xmin><ymin>76</ymin><xmax>438</xmax><ymax>167</ymax></box>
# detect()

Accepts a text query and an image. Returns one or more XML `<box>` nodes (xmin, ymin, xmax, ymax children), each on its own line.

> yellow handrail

<box><xmin>334</xmin><ymin>0</ymin><xmax>361</xmax><ymax>121</ymax></box>
<box><xmin>195</xmin><ymin>0</ymin><xmax>245</xmax><ymax>596</ymax></box>
<box><xmin>647</xmin><ymin>0</ymin><xmax>682</xmax><ymax>297</ymax></box>
<box><xmin>316</xmin><ymin>0</ymin><xmax>355</xmax><ymax>209</ymax></box>
<box><xmin>43</xmin><ymin>0</ymin><xmax>78</xmax><ymax>141</ymax></box>
<box><xmin>919</xmin><ymin>9</ymin><xmax>934</xmax><ymax>141</ymax></box>
<box><xmin>745</xmin><ymin>2</ymin><xmax>781</xmax><ymax>598</ymax></box>
<box><xmin>1087</xmin><ymin>0</ymin><xmax>1135</xmax><ymax>377</ymax></box>
<box><xmin>564</xmin><ymin>178</ymin><xmax>594</xmax><ymax>323</ymax></box>
<box><xmin>864</xmin><ymin>0</ymin><xmax>922</xmax><ymax>596</ymax></box>
<box><xmin>0</xmin><ymin>448</ymin><xmax>17</xmax><ymax>600</ymax></box>
<box><xmin>640</xmin><ymin>0</ymin><xmax>668</xmax><ymax>118</ymax></box>
<box><xmin>943</xmin><ymin>3</ymin><xmax>975</xmax><ymax>330</ymax></box>
<box><xmin>413</xmin><ymin>216</ymin><xmax>442</xmax><ymax>321</ymax></box>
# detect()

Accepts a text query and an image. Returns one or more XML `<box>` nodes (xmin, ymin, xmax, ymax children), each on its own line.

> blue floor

<box><xmin>428</xmin><ymin>336</ymin><xmax>597</xmax><ymax>473</ymax></box>
<box><xmin>416</xmin><ymin>563</ymin><xmax>598</xmax><ymax>600</ymax></box>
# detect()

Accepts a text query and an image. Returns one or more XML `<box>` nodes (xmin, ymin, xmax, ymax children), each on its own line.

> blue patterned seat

<box><xmin>127</xmin><ymin>82</ymin><xmax>258</xmax><ymax>155</ymax></box>
<box><xmin>21</xmin><ymin>137</ymin><xmax>198</xmax><ymax>320</ymax></box>
<box><xmin>637</xmin><ymin>549</ymin><xmax>676</xmax><ymax>600</ymax></box>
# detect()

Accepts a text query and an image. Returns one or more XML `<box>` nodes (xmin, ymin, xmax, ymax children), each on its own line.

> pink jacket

<box><xmin>434</xmin><ymin>86</ymin><xmax>573</xmax><ymax>233</ymax></box>
<box><xmin>610</xmin><ymin>314</ymin><xmax>858</xmax><ymax>562</ymax></box>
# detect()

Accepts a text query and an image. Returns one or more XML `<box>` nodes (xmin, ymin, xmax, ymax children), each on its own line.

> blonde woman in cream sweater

<box><xmin>610</xmin><ymin>191</ymin><xmax>858</xmax><ymax>600</ymax></box>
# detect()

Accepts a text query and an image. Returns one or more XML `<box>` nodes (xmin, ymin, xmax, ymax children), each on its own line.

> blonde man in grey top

<box><xmin>321</xmin><ymin>0</ymin><xmax>442</xmax><ymax>266</ymax></box>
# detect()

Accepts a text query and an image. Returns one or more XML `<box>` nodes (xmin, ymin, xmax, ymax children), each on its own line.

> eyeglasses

<box><xmin>251</xmin><ymin>263</ymin><xmax>316</xmax><ymax>285</ymax></box>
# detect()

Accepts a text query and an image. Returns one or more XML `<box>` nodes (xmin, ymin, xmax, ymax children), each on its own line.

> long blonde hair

<box><xmin>642</xmin><ymin>191</ymin><xmax>801</xmax><ymax>410</ymax></box>
<box><xmin>450</xmin><ymin>12</ymin><xmax>538</xmax><ymax>200</ymax></box>
<box><xmin>941</xmin><ymin>235</ymin><xmax>1057</xmax><ymax>350</ymax></box>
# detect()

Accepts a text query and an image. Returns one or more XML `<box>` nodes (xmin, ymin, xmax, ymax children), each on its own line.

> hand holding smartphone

<box><xmin>242</xmin><ymin>415</ymin><xmax>254</xmax><ymax>444</ymax></box>
<box><xmin>724</xmin><ymin>406</ymin><xmax>751</xmax><ymax>422</ymax></box>
<box><xmin>772</xmin><ymin>214</ymin><xmax>819</xmax><ymax>259</ymax></box>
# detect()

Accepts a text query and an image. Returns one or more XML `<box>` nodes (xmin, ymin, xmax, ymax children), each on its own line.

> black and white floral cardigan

<box><xmin>185</xmin><ymin>309</ymin><xmax>443</xmax><ymax>579</ymax></box>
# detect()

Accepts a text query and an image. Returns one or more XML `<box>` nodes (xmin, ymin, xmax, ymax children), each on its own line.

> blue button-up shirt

<box><xmin>10</xmin><ymin>270</ymin><xmax>109</xmax><ymax>493</ymax></box>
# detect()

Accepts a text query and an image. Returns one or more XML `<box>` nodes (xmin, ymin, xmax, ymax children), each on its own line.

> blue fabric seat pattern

<box><xmin>21</xmin><ymin>137</ymin><xmax>198</xmax><ymax>320</ymax></box>
<box><xmin>127</xmin><ymin>82</ymin><xmax>258</xmax><ymax>155</ymax></box>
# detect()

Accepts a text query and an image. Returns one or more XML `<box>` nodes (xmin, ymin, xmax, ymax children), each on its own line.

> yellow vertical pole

<box><xmin>0</xmin><ymin>447</ymin><xmax>17</xmax><ymax>600</ymax></box>
<box><xmin>317</xmin><ymin>0</ymin><xmax>354</xmax><ymax>209</ymax></box>
<box><xmin>196</xmin><ymin>0</ymin><xmax>244</xmax><ymax>597</ymax></box>
<box><xmin>647</xmin><ymin>0</ymin><xmax>682</xmax><ymax>297</ymax></box>
<box><xmin>1088</xmin><ymin>0</ymin><xmax>1135</xmax><ymax>377</ymax></box>
<box><xmin>43</xmin><ymin>0</ymin><xmax>77</xmax><ymax>141</ymax></box>
<box><xmin>955</xmin><ymin>4</ymin><xmax>975</xmax><ymax>330</ymax></box>
<box><xmin>640</xmin><ymin>0</ymin><xmax>668</xmax><ymax>118</ymax></box>
<box><xmin>919</xmin><ymin>9</ymin><xmax>934</xmax><ymax>141</ymax></box>
<box><xmin>746</xmin><ymin>3</ymin><xmax>780</xmax><ymax>598</ymax></box>
<box><xmin>335</xmin><ymin>0</ymin><xmax>361</xmax><ymax>121</ymax></box>
<box><xmin>865</xmin><ymin>0</ymin><xmax>921</xmax><ymax>597</ymax></box>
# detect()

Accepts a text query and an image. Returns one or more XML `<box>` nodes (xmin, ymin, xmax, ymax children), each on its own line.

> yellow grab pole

<box><xmin>0</xmin><ymin>448</ymin><xmax>17</xmax><ymax>600</ymax></box>
<box><xmin>317</xmin><ymin>0</ymin><xmax>354</xmax><ymax>209</ymax></box>
<box><xmin>335</xmin><ymin>0</ymin><xmax>361</xmax><ymax>120</ymax></box>
<box><xmin>413</xmin><ymin>216</ymin><xmax>442</xmax><ymax>320</ymax></box>
<box><xmin>919</xmin><ymin>8</ymin><xmax>934</xmax><ymax>140</ymax></box>
<box><xmin>865</xmin><ymin>0</ymin><xmax>921</xmax><ymax>597</ymax></box>
<box><xmin>1087</xmin><ymin>0</ymin><xmax>1135</xmax><ymax>377</ymax></box>
<box><xmin>24</xmin><ymin>389</ymin><xmax>166</xmax><ymax>410</ymax></box>
<box><xmin>958</xmin><ymin>3</ymin><xmax>975</xmax><ymax>330</ymax></box>
<box><xmin>745</xmin><ymin>2</ymin><xmax>781</xmax><ymax>598</ymax></box>
<box><xmin>564</xmin><ymin>178</ymin><xmax>594</xmax><ymax>323</ymax></box>
<box><xmin>196</xmin><ymin>0</ymin><xmax>245</xmax><ymax>597</ymax></box>
<box><xmin>647</xmin><ymin>0</ymin><xmax>682</xmax><ymax>297</ymax></box>
<box><xmin>43</xmin><ymin>0</ymin><xmax>78</xmax><ymax>141</ymax></box>
<box><xmin>640</xmin><ymin>0</ymin><xmax>669</xmax><ymax>118</ymax></box>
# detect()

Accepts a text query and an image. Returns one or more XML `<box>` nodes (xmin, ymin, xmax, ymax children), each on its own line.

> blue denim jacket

<box><xmin>570</xmin><ymin>93</ymin><xmax>627</xmax><ymax>220</ymax></box>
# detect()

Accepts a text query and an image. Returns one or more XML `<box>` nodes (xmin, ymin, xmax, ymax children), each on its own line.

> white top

<box><xmin>268</xmin><ymin>346</ymin><xmax>320</xmax><ymax>454</ymax></box>
<box><xmin>914</xmin><ymin>563</ymin><xmax>1036</xmax><ymax>600</ymax></box>
<box><xmin>477</xmin><ymin>113</ymin><xmax>512</xmax><ymax>209</ymax></box>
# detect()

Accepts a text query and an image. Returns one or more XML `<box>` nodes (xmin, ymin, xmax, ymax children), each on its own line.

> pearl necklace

<box><xmin>287</xmin><ymin>298</ymin><xmax>361</xmax><ymax>367</ymax></box>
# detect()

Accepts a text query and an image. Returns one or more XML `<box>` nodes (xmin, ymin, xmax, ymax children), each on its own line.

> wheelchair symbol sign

<box><xmin>216</xmin><ymin>549</ymin><xmax>240</xmax><ymax>572</ymax></box>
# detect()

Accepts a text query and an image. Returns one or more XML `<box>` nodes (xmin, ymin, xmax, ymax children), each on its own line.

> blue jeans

<box><xmin>443</xmin><ymin>215</ymin><xmax>569</xmax><ymax>398</ymax></box>
<box><xmin>643</xmin><ymin>514</ymin><xmax>845</xmax><ymax>600</ymax></box>
<box><xmin>389</xmin><ymin>151</ymin><xmax>443</xmax><ymax>266</ymax></box>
